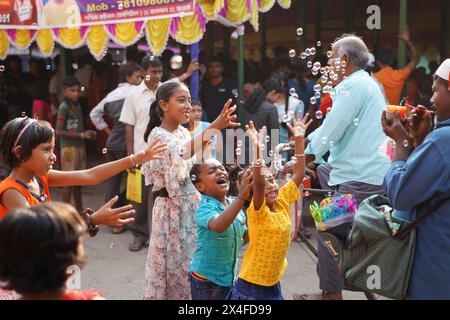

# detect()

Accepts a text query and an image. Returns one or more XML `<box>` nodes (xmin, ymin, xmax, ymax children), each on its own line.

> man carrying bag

<box><xmin>332</xmin><ymin>60</ymin><xmax>450</xmax><ymax>300</ymax></box>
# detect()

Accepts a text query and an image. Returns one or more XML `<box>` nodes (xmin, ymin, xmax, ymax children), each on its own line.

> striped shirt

<box><xmin>306</xmin><ymin>70</ymin><xmax>390</xmax><ymax>186</ymax></box>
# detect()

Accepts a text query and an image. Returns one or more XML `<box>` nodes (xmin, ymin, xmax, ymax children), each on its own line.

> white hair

<box><xmin>332</xmin><ymin>34</ymin><xmax>370</xmax><ymax>69</ymax></box>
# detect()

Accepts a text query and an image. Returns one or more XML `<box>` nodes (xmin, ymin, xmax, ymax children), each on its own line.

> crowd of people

<box><xmin>0</xmin><ymin>28</ymin><xmax>449</xmax><ymax>300</ymax></box>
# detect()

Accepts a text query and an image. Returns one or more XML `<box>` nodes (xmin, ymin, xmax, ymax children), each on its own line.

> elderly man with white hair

<box><xmin>295</xmin><ymin>34</ymin><xmax>391</xmax><ymax>300</ymax></box>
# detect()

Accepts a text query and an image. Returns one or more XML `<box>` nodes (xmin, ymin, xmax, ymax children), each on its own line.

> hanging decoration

<box><xmin>0</xmin><ymin>0</ymin><xmax>291</xmax><ymax>60</ymax></box>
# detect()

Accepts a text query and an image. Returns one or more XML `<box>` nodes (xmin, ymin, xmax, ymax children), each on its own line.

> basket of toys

<box><xmin>310</xmin><ymin>194</ymin><xmax>358</xmax><ymax>239</ymax></box>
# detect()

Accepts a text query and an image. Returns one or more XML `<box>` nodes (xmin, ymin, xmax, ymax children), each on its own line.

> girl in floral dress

<box><xmin>142</xmin><ymin>82</ymin><xmax>239</xmax><ymax>300</ymax></box>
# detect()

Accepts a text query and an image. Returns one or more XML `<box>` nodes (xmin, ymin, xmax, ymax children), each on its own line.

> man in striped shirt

<box><xmin>296</xmin><ymin>34</ymin><xmax>391</xmax><ymax>300</ymax></box>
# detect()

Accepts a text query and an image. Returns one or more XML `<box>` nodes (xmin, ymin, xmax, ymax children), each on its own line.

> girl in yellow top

<box><xmin>227</xmin><ymin>114</ymin><xmax>312</xmax><ymax>300</ymax></box>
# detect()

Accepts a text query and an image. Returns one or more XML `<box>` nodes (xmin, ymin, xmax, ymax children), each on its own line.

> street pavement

<box><xmin>51</xmin><ymin>180</ymin><xmax>370</xmax><ymax>300</ymax></box>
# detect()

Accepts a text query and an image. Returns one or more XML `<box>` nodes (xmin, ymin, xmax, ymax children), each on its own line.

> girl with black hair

<box><xmin>0</xmin><ymin>117</ymin><xmax>166</xmax><ymax>221</ymax></box>
<box><xmin>141</xmin><ymin>82</ymin><xmax>239</xmax><ymax>300</ymax></box>
<box><xmin>0</xmin><ymin>202</ymin><xmax>104</xmax><ymax>300</ymax></box>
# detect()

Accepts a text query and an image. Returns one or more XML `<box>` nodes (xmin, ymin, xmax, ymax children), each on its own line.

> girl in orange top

<box><xmin>0</xmin><ymin>117</ymin><xmax>167</xmax><ymax>223</ymax></box>
<box><xmin>0</xmin><ymin>202</ymin><xmax>105</xmax><ymax>300</ymax></box>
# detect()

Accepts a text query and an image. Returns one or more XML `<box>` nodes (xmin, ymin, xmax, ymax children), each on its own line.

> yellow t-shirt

<box><xmin>239</xmin><ymin>180</ymin><xmax>300</xmax><ymax>286</ymax></box>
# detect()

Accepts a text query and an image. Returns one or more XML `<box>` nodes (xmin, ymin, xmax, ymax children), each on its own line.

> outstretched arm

<box><xmin>48</xmin><ymin>138</ymin><xmax>167</xmax><ymax>187</ymax></box>
<box><xmin>247</xmin><ymin>121</ymin><xmax>266</xmax><ymax>211</ymax></box>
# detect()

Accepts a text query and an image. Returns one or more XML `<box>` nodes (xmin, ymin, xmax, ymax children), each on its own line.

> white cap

<box><xmin>367</xmin><ymin>52</ymin><xmax>375</xmax><ymax>67</ymax></box>
<box><xmin>435</xmin><ymin>59</ymin><xmax>450</xmax><ymax>82</ymax></box>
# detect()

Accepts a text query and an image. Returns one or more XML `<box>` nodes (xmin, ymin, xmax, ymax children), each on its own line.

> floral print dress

<box><xmin>142</xmin><ymin>126</ymin><xmax>200</xmax><ymax>300</ymax></box>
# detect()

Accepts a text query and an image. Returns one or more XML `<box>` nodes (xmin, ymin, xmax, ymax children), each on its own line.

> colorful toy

<box><xmin>310</xmin><ymin>194</ymin><xmax>358</xmax><ymax>231</ymax></box>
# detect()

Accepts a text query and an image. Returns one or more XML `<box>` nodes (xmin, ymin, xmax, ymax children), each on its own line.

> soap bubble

<box><xmin>315</xmin><ymin>92</ymin><xmax>321</xmax><ymax>99</ymax></box>
<box><xmin>315</xmin><ymin>110</ymin><xmax>323</xmax><ymax>119</ymax></box>
<box><xmin>102</xmin><ymin>148</ymin><xmax>107</xmax><ymax>154</ymax></box>
<box><xmin>282</xmin><ymin>114</ymin><xmax>291</xmax><ymax>123</ymax></box>
<box><xmin>21</xmin><ymin>112</ymin><xmax>26</xmax><ymax>117</ymax></box>
<box><xmin>170</xmin><ymin>55</ymin><xmax>183</xmax><ymax>70</ymax></box>
<box><xmin>329</xmin><ymin>141</ymin><xmax>334</xmax><ymax>147</ymax></box>
<box><xmin>353</xmin><ymin>118</ymin><xmax>359</xmax><ymax>126</ymax></box>
<box><xmin>109</xmin><ymin>243</ymin><xmax>115</xmax><ymax>249</ymax></box>
<box><xmin>307</xmin><ymin>61</ymin><xmax>313</xmax><ymax>68</ymax></box>
<box><xmin>310</xmin><ymin>97</ymin><xmax>317</xmax><ymax>105</ymax></box>
<box><xmin>45</xmin><ymin>65</ymin><xmax>51</xmax><ymax>70</ymax></box>
<box><xmin>296</xmin><ymin>28</ymin><xmax>303</xmax><ymax>36</ymax></box>
<box><xmin>190</xmin><ymin>174</ymin><xmax>197</xmax><ymax>181</ymax></box>
<box><xmin>72</xmin><ymin>63</ymin><xmax>78</xmax><ymax>70</ymax></box>
<box><xmin>264</xmin><ymin>136</ymin><xmax>270</xmax><ymax>143</ymax></box>
<box><xmin>317</xmin><ymin>41</ymin><xmax>322</xmax><ymax>47</ymax></box>
<box><xmin>289</xmin><ymin>49</ymin><xmax>296</xmax><ymax>58</ymax></box>
<box><xmin>236</xmin><ymin>148</ymin><xmax>242</xmax><ymax>155</ymax></box>
<box><xmin>269</xmin><ymin>150</ymin><xmax>274</xmax><ymax>157</ymax></box>
<box><xmin>237</xmin><ymin>140</ymin><xmax>243</xmax><ymax>147</ymax></box>
<box><xmin>403</xmin><ymin>140</ymin><xmax>409</xmax><ymax>148</ymax></box>
<box><xmin>80</xmin><ymin>86</ymin><xmax>85</xmax><ymax>92</ymax></box>
<box><xmin>310</xmin><ymin>47</ymin><xmax>317</xmax><ymax>55</ymax></box>
<box><xmin>312</xmin><ymin>69</ymin><xmax>319</xmax><ymax>76</ymax></box>
<box><xmin>321</xmin><ymin>136</ymin><xmax>328</xmax><ymax>145</ymax></box>
<box><xmin>0</xmin><ymin>65</ymin><xmax>5</xmax><ymax>72</ymax></box>
<box><xmin>327</xmin><ymin>51</ymin><xmax>333</xmax><ymax>58</ymax></box>
<box><xmin>305</xmin><ymin>48</ymin><xmax>311</xmax><ymax>56</ymax></box>
<box><xmin>300</xmin><ymin>52</ymin><xmax>307</xmax><ymax>59</ymax></box>
<box><xmin>327</xmin><ymin>191</ymin><xmax>333</xmax><ymax>198</ymax></box>
<box><xmin>289</xmin><ymin>88</ymin><xmax>297</xmax><ymax>96</ymax></box>
<box><xmin>327</xmin><ymin>107</ymin><xmax>332</xmax><ymax>113</ymax></box>
<box><xmin>313</xmin><ymin>84</ymin><xmax>321</xmax><ymax>92</ymax></box>
<box><xmin>118</xmin><ymin>3</ymin><xmax>124</xmax><ymax>9</ymax></box>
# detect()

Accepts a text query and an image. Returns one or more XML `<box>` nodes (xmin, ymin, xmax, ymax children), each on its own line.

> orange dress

<box><xmin>61</xmin><ymin>290</ymin><xmax>104</xmax><ymax>300</ymax></box>
<box><xmin>0</xmin><ymin>176</ymin><xmax>51</xmax><ymax>220</ymax></box>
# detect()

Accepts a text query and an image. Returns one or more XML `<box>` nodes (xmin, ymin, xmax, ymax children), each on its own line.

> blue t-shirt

<box><xmin>190</xmin><ymin>195</ymin><xmax>247</xmax><ymax>287</ymax></box>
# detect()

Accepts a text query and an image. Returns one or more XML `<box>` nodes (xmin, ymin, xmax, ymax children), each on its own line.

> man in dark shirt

<box><xmin>201</xmin><ymin>56</ymin><xmax>237</xmax><ymax>122</ymax></box>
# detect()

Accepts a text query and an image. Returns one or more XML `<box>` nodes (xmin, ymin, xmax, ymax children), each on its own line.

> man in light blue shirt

<box><xmin>296</xmin><ymin>34</ymin><xmax>390</xmax><ymax>300</ymax></box>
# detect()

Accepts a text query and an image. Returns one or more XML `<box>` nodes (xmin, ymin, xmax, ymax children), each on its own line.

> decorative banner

<box><xmin>0</xmin><ymin>29</ymin><xmax>8</xmax><ymax>59</ymax></box>
<box><xmin>171</xmin><ymin>3</ymin><xmax>205</xmax><ymax>45</ymax></box>
<box><xmin>198</xmin><ymin>0</ymin><xmax>224</xmax><ymax>20</ymax></box>
<box><xmin>41</xmin><ymin>0</ymin><xmax>195</xmax><ymax>28</ymax></box>
<box><xmin>86</xmin><ymin>24</ymin><xmax>108</xmax><ymax>61</ymax></box>
<box><xmin>145</xmin><ymin>18</ymin><xmax>170</xmax><ymax>56</ymax></box>
<box><xmin>106</xmin><ymin>20</ymin><xmax>144</xmax><ymax>47</ymax></box>
<box><xmin>0</xmin><ymin>0</ymin><xmax>39</xmax><ymax>28</ymax></box>
<box><xmin>52</xmin><ymin>26</ymin><xmax>88</xmax><ymax>48</ymax></box>
<box><xmin>36</xmin><ymin>28</ymin><xmax>54</xmax><ymax>56</ymax></box>
<box><xmin>6</xmin><ymin>28</ymin><xmax>37</xmax><ymax>48</ymax></box>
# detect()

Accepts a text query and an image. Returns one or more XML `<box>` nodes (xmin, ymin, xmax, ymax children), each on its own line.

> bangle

<box><xmin>294</xmin><ymin>154</ymin><xmax>306</xmax><ymax>157</ymax></box>
<box><xmin>80</xmin><ymin>208</ymin><xmax>99</xmax><ymax>237</ymax></box>
<box><xmin>129</xmin><ymin>154</ymin><xmax>137</xmax><ymax>167</ymax></box>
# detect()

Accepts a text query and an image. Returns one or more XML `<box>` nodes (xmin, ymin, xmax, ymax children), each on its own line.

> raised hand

<box><xmin>91</xmin><ymin>196</ymin><xmax>136</xmax><ymax>227</ymax></box>
<box><xmin>399</xmin><ymin>26</ymin><xmax>411</xmax><ymax>43</ymax></box>
<box><xmin>238</xmin><ymin>169</ymin><xmax>253</xmax><ymax>201</ymax></box>
<box><xmin>211</xmin><ymin>99</ymin><xmax>241</xmax><ymax>130</ymax></box>
<box><xmin>286</xmin><ymin>112</ymin><xmax>313</xmax><ymax>138</ymax></box>
<box><xmin>132</xmin><ymin>137</ymin><xmax>167</xmax><ymax>165</ymax></box>
<box><xmin>186</xmin><ymin>59</ymin><xmax>199</xmax><ymax>76</ymax></box>
<box><xmin>245</xmin><ymin>121</ymin><xmax>267</xmax><ymax>145</ymax></box>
